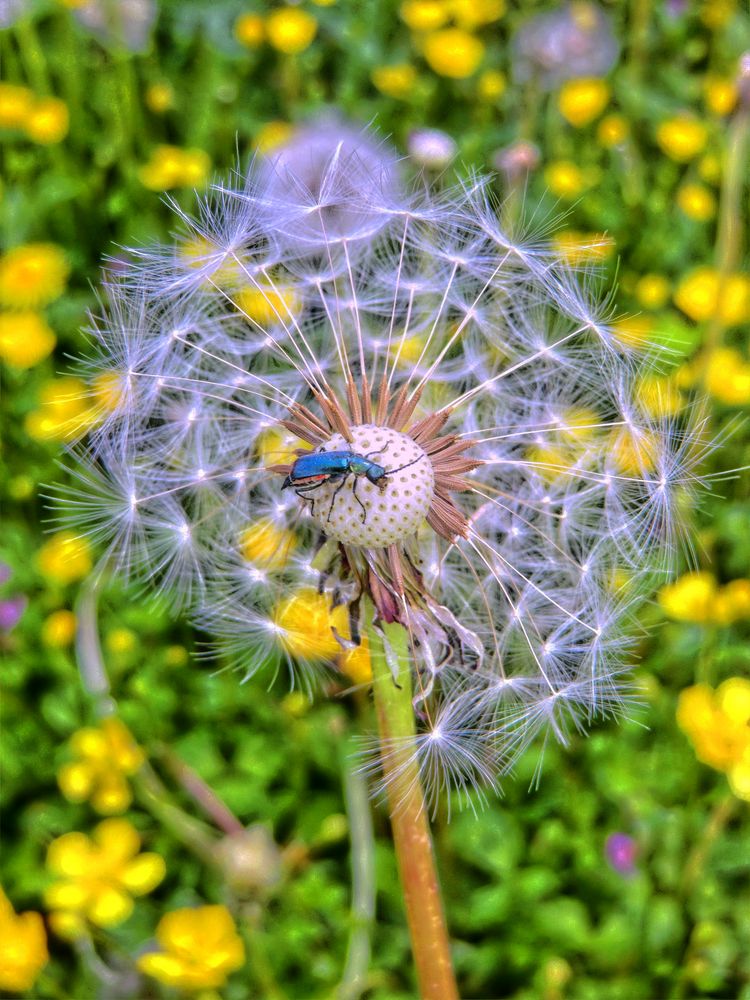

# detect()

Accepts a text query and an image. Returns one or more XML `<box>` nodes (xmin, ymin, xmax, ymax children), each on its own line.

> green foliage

<box><xmin>1</xmin><ymin>0</ymin><xmax>749</xmax><ymax>997</ymax></box>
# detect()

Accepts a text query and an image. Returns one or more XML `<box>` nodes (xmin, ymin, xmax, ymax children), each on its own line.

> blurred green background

<box><xmin>1</xmin><ymin>1</ymin><xmax>749</xmax><ymax>997</ymax></box>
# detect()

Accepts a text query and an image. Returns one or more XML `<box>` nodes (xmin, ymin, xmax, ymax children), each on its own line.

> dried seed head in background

<box><xmin>58</xmin><ymin>124</ymin><xmax>711</xmax><ymax>805</ymax></box>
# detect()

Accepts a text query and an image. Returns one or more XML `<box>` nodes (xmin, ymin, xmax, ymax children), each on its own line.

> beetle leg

<box><xmin>327</xmin><ymin>474</ymin><xmax>351</xmax><ymax>523</ymax></box>
<box><xmin>351</xmin><ymin>475</ymin><xmax>368</xmax><ymax>523</ymax></box>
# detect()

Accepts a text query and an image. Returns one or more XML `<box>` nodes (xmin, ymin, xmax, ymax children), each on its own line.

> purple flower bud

<box><xmin>0</xmin><ymin>596</ymin><xmax>27</xmax><ymax>633</ymax></box>
<box><xmin>605</xmin><ymin>832</ymin><xmax>637</xmax><ymax>876</ymax></box>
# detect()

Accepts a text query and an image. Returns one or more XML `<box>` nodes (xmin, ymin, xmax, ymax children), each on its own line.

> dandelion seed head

<box><xmin>57</xmin><ymin>129</ymin><xmax>714</xmax><ymax>805</ymax></box>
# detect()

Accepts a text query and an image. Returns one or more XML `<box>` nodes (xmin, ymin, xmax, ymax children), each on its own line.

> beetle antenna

<box><xmin>384</xmin><ymin>454</ymin><xmax>426</xmax><ymax>477</ymax></box>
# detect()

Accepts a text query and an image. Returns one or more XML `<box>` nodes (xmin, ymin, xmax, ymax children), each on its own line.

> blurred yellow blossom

<box><xmin>610</xmin><ymin>315</ymin><xmax>653</xmax><ymax>350</ymax></box>
<box><xmin>144</xmin><ymin>82</ymin><xmax>174</xmax><ymax>113</ymax></box>
<box><xmin>45</xmin><ymin>818</ymin><xmax>165</xmax><ymax>928</ymax></box>
<box><xmin>58</xmin><ymin>718</ymin><xmax>144</xmax><ymax>814</ymax></box>
<box><xmin>254</xmin><ymin>120</ymin><xmax>295</xmax><ymax>153</ymax></box>
<box><xmin>25</xmin><ymin>375</ymin><xmax>94</xmax><ymax>442</ymax></box>
<box><xmin>449</xmin><ymin>0</ymin><xmax>505</xmax><ymax>29</ymax></box>
<box><xmin>656</xmin><ymin>116</ymin><xmax>708</xmax><ymax>162</ymax></box>
<box><xmin>713</xmin><ymin>579</ymin><xmax>750</xmax><ymax>625</ymax></box>
<box><xmin>703</xmin><ymin>75</ymin><xmax>737</xmax><ymax>116</ymax></box>
<box><xmin>234</xmin><ymin>12</ymin><xmax>265</xmax><ymax>47</ymax></box>
<box><xmin>557</xmin><ymin>77</ymin><xmax>610</xmax><ymax>127</ymax></box>
<box><xmin>544</xmin><ymin>160</ymin><xmax>587</xmax><ymax>198</ymax></box>
<box><xmin>477</xmin><ymin>69</ymin><xmax>506</xmax><ymax>101</ymax></box>
<box><xmin>25</xmin><ymin>96</ymin><xmax>69</xmax><ymax>144</ymax></box>
<box><xmin>0</xmin><ymin>312</ymin><xmax>56</xmax><ymax>367</ymax></box>
<box><xmin>637</xmin><ymin>373</ymin><xmax>683</xmax><ymax>417</ymax></box>
<box><xmin>677</xmin><ymin>182</ymin><xmax>716</xmax><ymax>222</ymax></box>
<box><xmin>704</xmin><ymin>347</ymin><xmax>750</xmax><ymax>405</ymax></box>
<box><xmin>634</xmin><ymin>274</ymin><xmax>670</xmax><ymax>309</ymax></box>
<box><xmin>423</xmin><ymin>28</ymin><xmax>484</xmax><ymax>79</ymax></box>
<box><xmin>41</xmin><ymin>609</ymin><xmax>77</xmax><ymax>648</ymax></box>
<box><xmin>597</xmin><ymin>113</ymin><xmax>629</xmax><ymax>147</ymax></box>
<box><xmin>610</xmin><ymin>426</ymin><xmax>657</xmax><ymax>475</ymax></box>
<box><xmin>0</xmin><ymin>888</ymin><xmax>48</xmax><ymax>994</ymax></box>
<box><xmin>658</xmin><ymin>571</ymin><xmax>718</xmax><ymax>623</ymax></box>
<box><xmin>699</xmin><ymin>0</ymin><xmax>736</xmax><ymax>29</ymax></box>
<box><xmin>339</xmin><ymin>635</ymin><xmax>372</xmax><ymax>685</ymax></box>
<box><xmin>400</xmin><ymin>0</ymin><xmax>450</xmax><ymax>31</ymax></box>
<box><xmin>239</xmin><ymin>518</ymin><xmax>297</xmax><ymax>568</ymax></box>
<box><xmin>552</xmin><ymin>230</ymin><xmax>614</xmax><ymax>265</ymax></box>
<box><xmin>371</xmin><ymin>64</ymin><xmax>418</xmax><ymax>99</ymax></box>
<box><xmin>0</xmin><ymin>243</ymin><xmax>69</xmax><ymax>310</ymax></box>
<box><xmin>235</xmin><ymin>283</ymin><xmax>301</xmax><ymax>326</ymax></box>
<box><xmin>256</xmin><ymin>426</ymin><xmax>303</xmax><ymax>466</ymax></box>
<box><xmin>265</xmin><ymin>8</ymin><xmax>317</xmax><ymax>54</ymax></box>
<box><xmin>674</xmin><ymin>267</ymin><xmax>750</xmax><ymax>326</ymax></box>
<box><xmin>137</xmin><ymin>905</ymin><xmax>245</xmax><ymax>990</ymax></box>
<box><xmin>272</xmin><ymin>588</ymin><xmax>350</xmax><ymax>660</ymax></box>
<box><xmin>677</xmin><ymin>678</ymin><xmax>750</xmax><ymax>800</ymax></box>
<box><xmin>37</xmin><ymin>530</ymin><xmax>93</xmax><ymax>585</ymax></box>
<box><xmin>106</xmin><ymin>628</ymin><xmax>137</xmax><ymax>654</ymax></box>
<box><xmin>139</xmin><ymin>146</ymin><xmax>210</xmax><ymax>191</ymax></box>
<box><xmin>0</xmin><ymin>83</ymin><xmax>34</xmax><ymax>128</ymax></box>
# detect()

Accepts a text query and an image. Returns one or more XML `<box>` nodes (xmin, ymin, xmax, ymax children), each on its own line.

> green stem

<box><xmin>367</xmin><ymin>607</ymin><xmax>459</xmax><ymax>1000</ymax></box>
<box><xmin>703</xmin><ymin>100</ymin><xmax>750</xmax><ymax>360</ymax></box>
<box><xmin>337</xmin><ymin>734</ymin><xmax>376</xmax><ymax>1000</ymax></box>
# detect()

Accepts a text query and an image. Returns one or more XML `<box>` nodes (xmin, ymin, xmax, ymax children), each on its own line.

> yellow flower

<box><xmin>58</xmin><ymin>718</ymin><xmax>144</xmax><ymax>814</ymax></box>
<box><xmin>45</xmin><ymin>818</ymin><xmax>165</xmax><ymax>928</ymax></box>
<box><xmin>557</xmin><ymin>77</ymin><xmax>610</xmax><ymax>128</ymax></box>
<box><xmin>703</xmin><ymin>75</ymin><xmax>737</xmax><ymax>116</ymax></box>
<box><xmin>636</xmin><ymin>374</ymin><xmax>683</xmax><ymax>418</ymax></box>
<box><xmin>271</xmin><ymin>588</ymin><xmax>350</xmax><ymax>660</ymax></box>
<box><xmin>596</xmin><ymin>113</ymin><xmax>629</xmax><ymax>147</ymax></box>
<box><xmin>552</xmin><ymin>230</ymin><xmax>614</xmax><ymax>265</ymax></box>
<box><xmin>144</xmin><ymin>82</ymin><xmax>174</xmax><ymax>113</ymax></box>
<box><xmin>544</xmin><ymin>160</ymin><xmax>587</xmax><ymax>199</ymax></box>
<box><xmin>371</xmin><ymin>64</ymin><xmax>418</xmax><ymax>99</ymax></box>
<box><xmin>676</xmin><ymin>182</ymin><xmax>716</xmax><ymax>222</ymax></box>
<box><xmin>634</xmin><ymin>274</ymin><xmax>670</xmax><ymax>310</ymax></box>
<box><xmin>658</xmin><ymin>571</ymin><xmax>718</xmax><ymax>624</ymax></box>
<box><xmin>254</xmin><ymin>120</ymin><xmax>295</xmax><ymax>154</ymax></box>
<box><xmin>137</xmin><ymin>905</ymin><xmax>245</xmax><ymax>990</ymax></box>
<box><xmin>656</xmin><ymin>116</ymin><xmax>708</xmax><ymax>162</ymax></box>
<box><xmin>234</xmin><ymin>12</ymin><xmax>265</xmax><ymax>47</ymax></box>
<box><xmin>106</xmin><ymin>628</ymin><xmax>137</xmax><ymax>654</ymax></box>
<box><xmin>400</xmin><ymin>0</ymin><xmax>450</xmax><ymax>31</ymax></box>
<box><xmin>0</xmin><ymin>312</ymin><xmax>56</xmax><ymax>367</ymax></box>
<box><xmin>0</xmin><ymin>243</ymin><xmax>69</xmax><ymax>310</ymax></box>
<box><xmin>37</xmin><ymin>530</ymin><xmax>93</xmax><ymax>585</ymax></box>
<box><xmin>477</xmin><ymin>69</ymin><xmax>506</xmax><ymax>101</ymax></box>
<box><xmin>609</xmin><ymin>426</ymin><xmax>657</xmax><ymax>475</ymax></box>
<box><xmin>256</xmin><ymin>426</ymin><xmax>303</xmax><ymax>466</ymax></box>
<box><xmin>239</xmin><ymin>518</ymin><xmax>297</xmax><ymax>568</ymax></box>
<box><xmin>265</xmin><ymin>8</ymin><xmax>317</xmax><ymax>55</ymax></box>
<box><xmin>422</xmin><ymin>28</ymin><xmax>484</xmax><ymax>79</ymax></box>
<box><xmin>42</xmin><ymin>609</ymin><xmax>77</xmax><ymax>648</ymax></box>
<box><xmin>674</xmin><ymin>268</ymin><xmax>750</xmax><ymax>326</ymax></box>
<box><xmin>699</xmin><ymin>0</ymin><xmax>736</xmax><ymax>28</ymax></box>
<box><xmin>339</xmin><ymin>635</ymin><xmax>372</xmax><ymax>684</ymax></box>
<box><xmin>677</xmin><ymin>678</ymin><xmax>750</xmax><ymax>800</ymax></box>
<box><xmin>25</xmin><ymin>375</ymin><xmax>93</xmax><ymax>442</ymax></box>
<box><xmin>0</xmin><ymin>83</ymin><xmax>34</xmax><ymax>129</ymax></box>
<box><xmin>0</xmin><ymin>888</ymin><xmax>48</xmax><ymax>993</ymax></box>
<box><xmin>698</xmin><ymin>152</ymin><xmax>721</xmax><ymax>183</ymax></box>
<box><xmin>704</xmin><ymin>347</ymin><xmax>750</xmax><ymax>405</ymax></box>
<box><xmin>448</xmin><ymin>0</ymin><xmax>505</xmax><ymax>29</ymax></box>
<box><xmin>139</xmin><ymin>146</ymin><xmax>210</xmax><ymax>191</ymax></box>
<box><xmin>235</xmin><ymin>283</ymin><xmax>301</xmax><ymax>326</ymax></box>
<box><xmin>713</xmin><ymin>579</ymin><xmax>750</xmax><ymax>625</ymax></box>
<box><xmin>25</xmin><ymin>96</ymin><xmax>69</xmax><ymax>144</ymax></box>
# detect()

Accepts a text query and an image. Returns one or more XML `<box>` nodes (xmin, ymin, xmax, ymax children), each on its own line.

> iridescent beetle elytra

<box><xmin>282</xmin><ymin>448</ymin><xmax>426</xmax><ymax>524</ymax></box>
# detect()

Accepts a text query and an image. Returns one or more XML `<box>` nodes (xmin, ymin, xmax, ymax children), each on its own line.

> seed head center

<box><xmin>307</xmin><ymin>424</ymin><xmax>434</xmax><ymax>548</ymax></box>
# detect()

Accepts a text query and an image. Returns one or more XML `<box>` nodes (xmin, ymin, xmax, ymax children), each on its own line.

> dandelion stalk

<box><xmin>368</xmin><ymin>608</ymin><xmax>459</xmax><ymax>1000</ymax></box>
